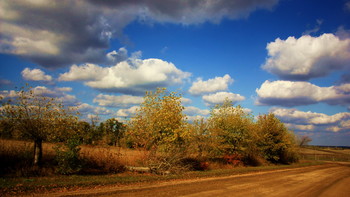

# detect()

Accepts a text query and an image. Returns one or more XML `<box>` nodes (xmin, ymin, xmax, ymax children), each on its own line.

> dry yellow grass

<box><xmin>0</xmin><ymin>139</ymin><xmax>56</xmax><ymax>158</ymax></box>
<box><xmin>0</xmin><ymin>139</ymin><xmax>148</xmax><ymax>167</ymax></box>
<box><xmin>299</xmin><ymin>147</ymin><xmax>335</xmax><ymax>155</ymax></box>
<box><xmin>80</xmin><ymin>145</ymin><xmax>149</xmax><ymax>168</ymax></box>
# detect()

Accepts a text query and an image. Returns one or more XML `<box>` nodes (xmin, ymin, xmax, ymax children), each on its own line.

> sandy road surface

<box><xmin>43</xmin><ymin>163</ymin><xmax>350</xmax><ymax>197</ymax></box>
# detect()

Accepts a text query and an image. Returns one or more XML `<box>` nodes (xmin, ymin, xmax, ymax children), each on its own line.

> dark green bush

<box><xmin>54</xmin><ymin>137</ymin><xmax>83</xmax><ymax>175</ymax></box>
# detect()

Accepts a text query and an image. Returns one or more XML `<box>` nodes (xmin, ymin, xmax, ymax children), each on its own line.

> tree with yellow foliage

<box><xmin>207</xmin><ymin>99</ymin><xmax>253</xmax><ymax>157</ymax></box>
<box><xmin>127</xmin><ymin>88</ymin><xmax>190</xmax><ymax>172</ymax></box>
<box><xmin>255</xmin><ymin>113</ymin><xmax>299</xmax><ymax>164</ymax></box>
<box><xmin>0</xmin><ymin>85</ymin><xmax>79</xmax><ymax>167</ymax></box>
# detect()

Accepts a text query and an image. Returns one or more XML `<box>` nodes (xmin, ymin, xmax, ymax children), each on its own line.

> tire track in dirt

<box><xmin>41</xmin><ymin>163</ymin><xmax>350</xmax><ymax>197</ymax></box>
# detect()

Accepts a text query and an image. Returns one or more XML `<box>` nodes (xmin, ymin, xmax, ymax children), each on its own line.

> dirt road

<box><xmin>45</xmin><ymin>163</ymin><xmax>350</xmax><ymax>197</ymax></box>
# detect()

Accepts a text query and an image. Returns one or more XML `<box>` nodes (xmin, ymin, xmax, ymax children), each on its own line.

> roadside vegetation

<box><xmin>0</xmin><ymin>85</ymin><xmax>309</xmax><ymax>194</ymax></box>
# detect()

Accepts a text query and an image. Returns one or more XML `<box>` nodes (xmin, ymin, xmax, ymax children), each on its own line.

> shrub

<box><xmin>223</xmin><ymin>154</ymin><xmax>243</xmax><ymax>166</ymax></box>
<box><xmin>54</xmin><ymin>137</ymin><xmax>83</xmax><ymax>175</ymax></box>
<box><xmin>179</xmin><ymin>158</ymin><xmax>208</xmax><ymax>171</ymax></box>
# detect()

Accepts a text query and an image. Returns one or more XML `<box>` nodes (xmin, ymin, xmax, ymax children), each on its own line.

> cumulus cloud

<box><xmin>262</xmin><ymin>33</ymin><xmax>350</xmax><ymax>81</ymax></box>
<box><xmin>256</xmin><ymin>80</ymin><xmax>350</xmax><ymax>107</ymax></box>
<box><xmin>202</xmin><ymin>91</ymin><xmax>245</xmax><ymax>106</ymax></box>
<box><xmin>0</xmin><ymin>0</ymin><xmax>279</xmax><ymax>68</ymax></box>
<box><xmin>116</xmin><ymin>106</ymin><xmax>140</xmax><ymax>117</ymax></box>
<box><xmin>60</xmin><ymin>58</ymin><xmax>191</xmax><ymax>94</ymax></box>
<box><xmin>271</xmin><ymin>108</ymin><xmax>350</xmax><ymax>132</ymax></box>
<box><xmin>93</xmin><ymin>94</ymin><xmax>143</xmax><ymax>108</ymax></box>
<box><xmin>76</xmin><ymin>103</ymin><xmax>112</xmax><ymax>116</ymax></box>
<box><xmin>59</xmin><ymin>63</ymin><xmax>108</xmax><ymax>81</ymax></box>
<box><xmin>189</xmin><ymin>74</ymin><xmax>233</xmax><ymax>96</ymax></box>
<box><xmin>106</xmin><ymin>48</ymin><xmax>129</xmax><ymax>65</ymax></box>
<box><xmin>184</xmin><ymin>106</ymin><xmax>210</xmax><ymax>116</ymax></box>
<box><xmin>181</xmin><ymin>97</ymin><xmax>192</xmax><ymax>105</ymax></box>
<box><xmin>21</xmin><ymin>68</ymin><xmax>52</xmax><ymax>81</ymax></box>
<box><xmin>0</xmin><ymin>86</ymin><xmax>78</xmax><ymax>106</ymax></box>
<box><xmin>55</xmin><ymin>87</ymin><xmax>72</xmax><ymax>92</ymax></box>
<box><xmin>187</xmin><ymin>115</ymin><xmax>207</xmax><ymax>122</ymax></box>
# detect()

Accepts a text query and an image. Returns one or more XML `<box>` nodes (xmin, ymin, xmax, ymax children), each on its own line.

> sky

<box><xmin>0</xmin><ymin>0</ymin><xmax>350</xmax><ymax>146</ymax></box>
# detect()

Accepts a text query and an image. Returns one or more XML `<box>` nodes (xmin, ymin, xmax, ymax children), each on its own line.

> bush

<box><xmin>223</xmin><ymin>154</ymin><xmax>244</xmax><ymax>166</ymax></box>
<box><xmin>179</xmin><ymin>158</ymin><xmax>208</xmax><ymax>171</ymax></box>
<box><xmin>243</xmin><ymin>154</ymin><xmax>267</xmax><ymax>166</ymax></box>
<box><xmin>54</xmin><ymin>137</ymin><xmax>83</xmax><ymax>175</ymax></box>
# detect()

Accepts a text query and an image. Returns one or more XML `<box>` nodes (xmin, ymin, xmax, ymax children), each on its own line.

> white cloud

<box><xmin>256</xmin><ymin>80</ymin><xmax>350</xmax><ymax>106</ymax></box>
<box><xmin>93</xmin><ymin>94</ymin><xmax>143</xmax><ymax>107</ymax></box>
<box><xmin>181</xmin><ymin>97</ymin><xmax>192</xmax><ymax>105</ymax></box>
<box><xmin>189</xmin><ymin>74</ymin><xmax>233</xmax><ymax>95</ymax></box>
<box><xmin>59</xmin><ymin>63</ymin><xmax>108</xmax><ymax>81</ymax></box>
<box><xmin>285</xmin><ymin>123</ymin><xmax>315</xmax><ymax>131</ymax></box>
<box><xmin>116</xmin><ymin>106</ymin><xmax>140</xmax><ymax>117</ymax></box>
<box><xmin>55</xmin><ymin>87</ymin><xmax>72</xmax><ymax>92</ymax></box>
<box><xmin>60</xmin><ymin>58</ymin><xmax>191</xmax><ymax>94</ymax></box>
<box><xmin>184</xmin><ymin>106</ymin><xmax>210</xmax><ymax>116</ymax></box>
<box><xmin>0</xmin><ymin>86</ymin><xmax>78</xmax><ymax>106</ymax></box>
<box><xmin>271</xmin><ymin>108</ymin><xmax>350</xmax><ymax>133</ymax></box>
<box><xmin>76</xmin><ymin>103</ymin><xmax>112</xmax><ymax>115</ymax></box>
<box><xmin>21</xmin><ymin>68</ymin><xmax>52</xmax><ymax>81</ymax></box>
<box><xmin>0</xmin><ymin>90</ymin><xmax>17</xmax><ymax>99</ymax></box>
<box><xmin>262</xmin><ymin>33</ymin><xmax>350</xmax><ymax>80</ymax></box>
<box><xmin>186</xmin><ymin>115</ymin><xmax>207</xmax><ymax>122</ymax></box>
<box><xmin>202</xmin><ymin>91</ymin><xmax>245</xmax><ymax>106</ymax></box>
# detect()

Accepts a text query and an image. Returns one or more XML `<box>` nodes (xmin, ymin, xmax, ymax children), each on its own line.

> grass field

<box><xmin>1</xmin><ymin>138</ymin><xmax>348</xmax><ymax>196</ymax></box>
<box><xmin>299</xmin><ymin>147</ymin><xmax>350</xmax><ymax>162</ymax></box>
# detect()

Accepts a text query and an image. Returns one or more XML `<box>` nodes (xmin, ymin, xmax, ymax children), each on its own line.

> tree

<box><xmin>207</xmin><ymin>99</ymin><xmax>253</xmax><ymax>157</ymax></box>
<box><xmin>255</xmin><ymin>113</ymin><xmax>299</xmax><ymax>164</ymax></box>
<box><xmin>100</xmin><ymin>118</ymin><xmax>125</xmax><ymax>146</ymax></box>
<box><xmin>298</xmin><ymin>135</ymin><xmax>312</xmax><ymax>147</ymax></box>
<box><xmin>0</xmin><ymin>86</ymin><xmax>79</xmax><ymax>167</ymax></box>
<box><xmin>127</xmin><ymin>88</ymin><xmax>190</xmax><ymax>172</ymax></box>
<box><xmin>128</xmin><ymin>88</ymin><xmax>188</xmax><ymax>149</ymax></box>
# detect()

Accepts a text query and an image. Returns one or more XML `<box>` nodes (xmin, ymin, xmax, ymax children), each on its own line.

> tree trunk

<box><xmin>33</xmin><ymin>139</ymin><xmax>43</xmax><ymax>167</ymax></box>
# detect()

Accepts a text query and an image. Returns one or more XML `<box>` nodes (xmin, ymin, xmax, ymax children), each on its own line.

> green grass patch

<box><xmin>0</xmin><ymin>160</ymin><xmax>324</xmax><ymax>196</ymax></box>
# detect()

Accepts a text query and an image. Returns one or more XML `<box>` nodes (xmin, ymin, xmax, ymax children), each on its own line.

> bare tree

<box><xmin>298</xmin><ymin>135</ymin><xmax>312</xmax><ymax>147</ymax></box>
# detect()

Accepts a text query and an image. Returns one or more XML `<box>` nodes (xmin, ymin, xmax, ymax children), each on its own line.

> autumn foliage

<box><xmin>1</xmin><ymin>86</ymin><xmax>299</xmax><ymax>176</ymax></box>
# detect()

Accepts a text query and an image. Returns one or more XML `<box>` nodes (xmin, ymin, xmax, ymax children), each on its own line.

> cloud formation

<box><xmin>256</xmin><ymin>80</ymin><xmax>350</xmax><ymax>107</ymax></box>
<box><xmin>77</xmin><ymin>103</ymin><xmax>112</xmax><ymax>116</ymax></box>
<box><xmin>0</xmin><ymin>0</ymin><xmax>279</xmax><ymax>68</ymax></box>
<box><xmin>87</xmin><ymin>0</ymin><xmax>279</xmax><ymax>24</ymax></box>
<box><xmin>93</xmin><ymin>94</ymin><xmax>144</xmax><ymax>108</ymax></box>
<box><xmin>262</xmin><ymin>33</ymin><xmax>350</xmax><ymax>81</ymax></box>
<box><xmin>271</xmin><ymin>108</ymin><xmax>350</xmax><ymax>132</ymax></box>
<box><xmin>0</xmin><ymin>86</ymin><xmax>78</xmax><ymax>106</ymax></box>
<box><xmin>189</xmin><ymin>74</ymin><xmax>233</xmax><ymax>96</ymax></box>
<box><xmin>60</xmin><ymin>57</ymin><xmax>190</xmax><ymax>94</ymax></box>
<box><xmin>116</xmin><ymin>106</ymin><xmax>140</xmax><ymax>117</ymax></box>
<box><xmin>184</xmin><ymin>106</ymin><xmax>210</xmax><ymax>116</ymax></box>
<box><xmin>21</xmin><ymin>68</ymin><xmax>52</xmax><ymax>82</ymax></box>
<box><xmin>202</xmin><ymin>91</ymin><xmax>245</xmax><ymax>106</ymax></box>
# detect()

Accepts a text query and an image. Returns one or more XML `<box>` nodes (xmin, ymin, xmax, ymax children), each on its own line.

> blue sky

<box><xmin>1</xmin><ymin>0</ymin><xmax>350</xmax><ymax>146</ymax></box>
